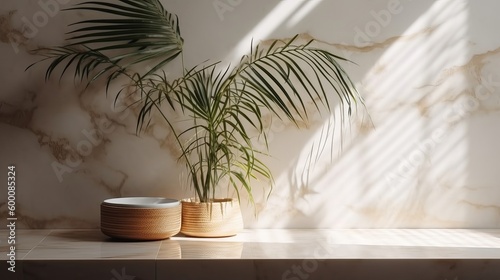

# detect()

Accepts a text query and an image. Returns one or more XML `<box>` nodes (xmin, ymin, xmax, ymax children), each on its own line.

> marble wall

<box><xmin>0</xmin><ymin>0</ymin><xmax>499</xmax><ymax>229</ymax></box>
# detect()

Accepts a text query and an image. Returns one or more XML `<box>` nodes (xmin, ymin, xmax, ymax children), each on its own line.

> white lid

<box><xmin>102</xmin><ymin>197</ymin><xmax>180</xmax><ymax>208</ymax></box>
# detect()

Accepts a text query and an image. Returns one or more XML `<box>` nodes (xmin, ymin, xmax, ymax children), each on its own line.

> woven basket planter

<box><xmin>181</xmin><ymin>198</ymin><xmax>243</xmax><ymax>237</ymax></box>
<box><xmin>101</xmin><ymin>197</ymin><xmax>181</xmax><ymax>241</ymax></box>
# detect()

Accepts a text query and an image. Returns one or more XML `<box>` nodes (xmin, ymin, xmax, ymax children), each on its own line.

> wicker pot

<box><xmin>181</xmin><ymin>198</ymin><xmax>243</xmax><ymax>237</ymax></box>
<box><xmin>101</xmin><ymin>197</ymin><xmax>181</xmax><ymax>241</ymax></box>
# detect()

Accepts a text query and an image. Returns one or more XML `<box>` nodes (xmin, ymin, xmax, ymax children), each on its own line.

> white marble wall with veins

<box><xmin>0</xmin><ymin>0</ymin><xmax>499</xmax><ymax>229</ymax></box>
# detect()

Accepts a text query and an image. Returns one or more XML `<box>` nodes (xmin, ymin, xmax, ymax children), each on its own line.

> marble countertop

<box><xmin>2</xmin><ymin>229</ymin><xmax>500</xmax><ymax>260</ymax></box>
<box><xmin>2</xmin><ymin>229</ymin><xmax>500</xmax><ymax>280</ymax></box>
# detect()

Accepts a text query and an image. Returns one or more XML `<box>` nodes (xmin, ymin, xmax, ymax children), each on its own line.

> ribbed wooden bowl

<box><xmin>101</xmin><ymin>197</ymin><xmax>181</xmax><ymax>241</ymax></box>
<box><xmin>181</xmin><ymin>198</ymin><xmax>243</xmax><ymax>238</ymax></box>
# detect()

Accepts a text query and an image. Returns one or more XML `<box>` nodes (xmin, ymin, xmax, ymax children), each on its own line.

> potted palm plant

<box><xmin>29</xmin><ymin>0</ymin><xmax>364</xmax><ymax>237</ymax></box>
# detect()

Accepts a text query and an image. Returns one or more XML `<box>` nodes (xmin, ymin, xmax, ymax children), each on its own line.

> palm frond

<box><xmin>154</xmin><ymin>35</ymin><xmax>364</xmax><ymax>203</ymax></box>
<box><xmin>27</xmin><ymin>0</ymin><xmax>183</xmax><ymax>87</ymax></box>
<box><xmin>132</xmin><ymin>35</ymin><xmax>364</xmax><ymax>203</ymax></box>
<box><xmin>232</xmin><ymin>34</ymin><xmax>362</xmax><ymax>125</ymax></box>
<box><xmin>32</xmin><ymin>0</ymin><xmax>362</xmax><ymax>207</ymax></box>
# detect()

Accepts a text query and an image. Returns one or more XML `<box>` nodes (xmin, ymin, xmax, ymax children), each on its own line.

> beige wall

<box><xmin>1</xmin><ymin>0</ymin><xmax>499</xmax><ymax>228</ymax></box>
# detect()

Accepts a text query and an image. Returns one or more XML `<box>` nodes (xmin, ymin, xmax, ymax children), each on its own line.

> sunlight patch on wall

<box><xmin>250</xmin><ymin>0</ymin><xmax>474</xmax><ymax>228</ymax></box>
<box><xmin>286</xmin><ymin>0</ymin><xmax>324</xmax><ymax>27</ymax></box>
<box><xmin>223</xmin><ymin>0</ymin><xmax>313</xmax><ymax>64</ymax></box>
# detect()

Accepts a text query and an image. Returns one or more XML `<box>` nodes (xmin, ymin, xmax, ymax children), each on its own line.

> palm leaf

<box><xmin>232</xmin><ymin>35</ymin><xmax>362</xmax><ymax>127</ymax></box>
<box><xmin>147</xmin><ymin>35</ymin><xmax>364</xmax><ymax>203</ymax></box>
<box><xmin>27</xmin><ymin>0</ymin><xmax>183</xmax><ymax>88</ymax></box>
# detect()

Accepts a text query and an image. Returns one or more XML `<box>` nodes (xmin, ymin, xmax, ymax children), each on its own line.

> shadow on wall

<box><xmin>1</xmin><ymin>0</ymin><xmax>499</xmax><ymax>229</ymax></box>
<box><xmin>464</xmin><ymin>1</ymin><xmax>500</xmax><ymax>228</ymax></box>
<box><xmin>243</xmin><ymin>0</ymin><xmax>500</xmax><ymax>229</ymax></box>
